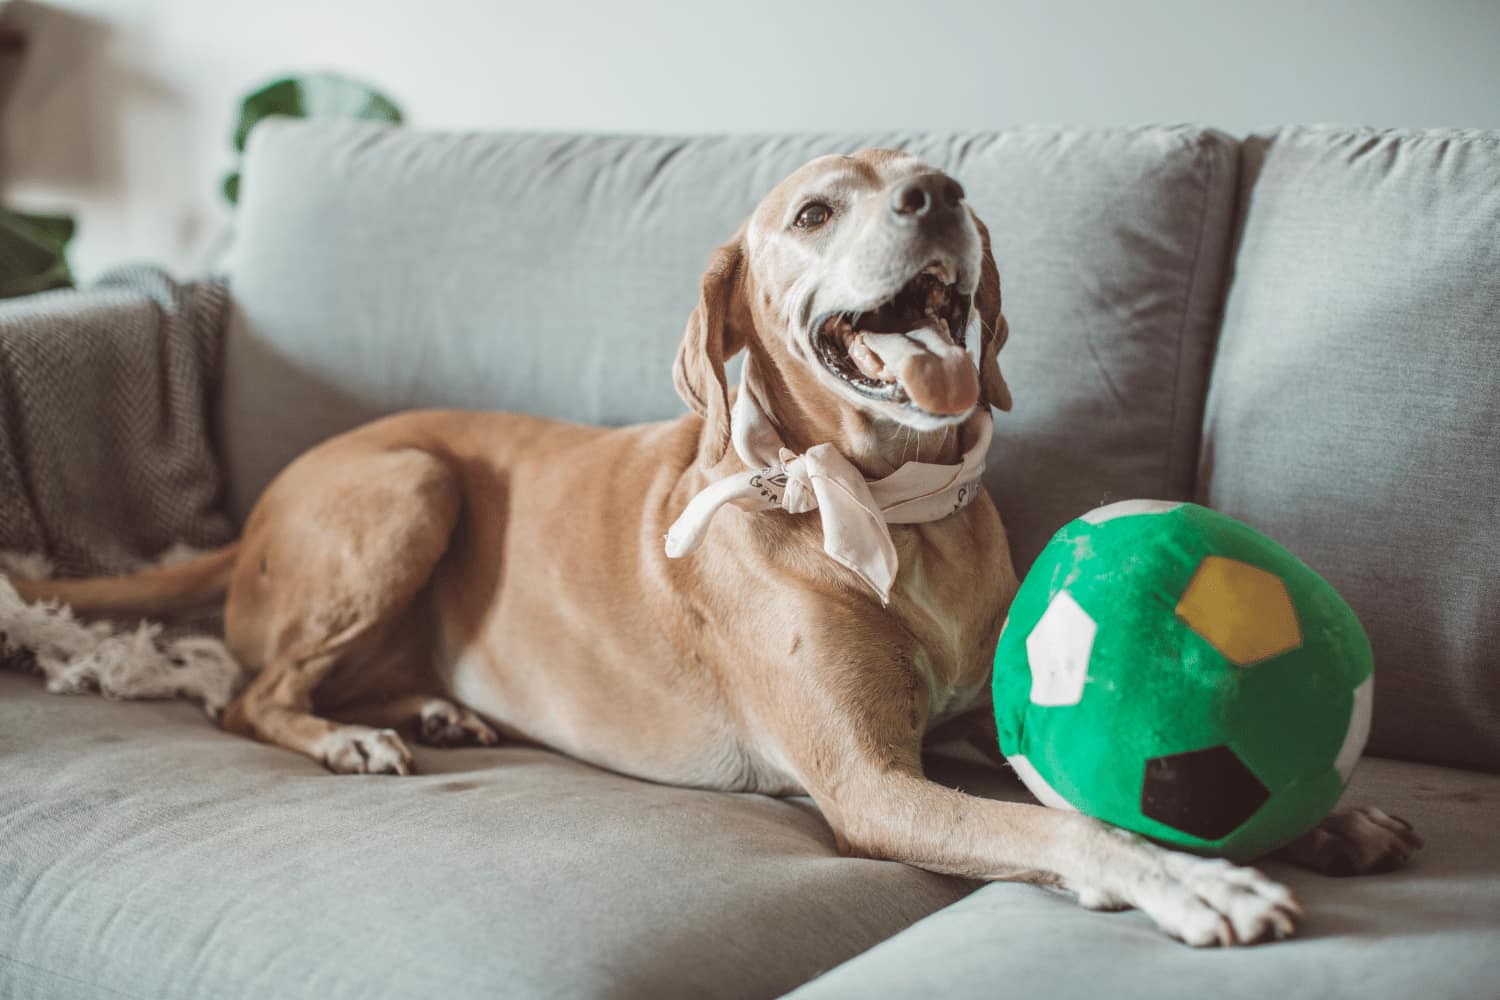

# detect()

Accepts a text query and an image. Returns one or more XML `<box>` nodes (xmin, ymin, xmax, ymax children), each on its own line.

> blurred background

<box><xmin>3</xmin><ymin>0</ymin><xmax>1499</xmax><ymax>283</ymax></box>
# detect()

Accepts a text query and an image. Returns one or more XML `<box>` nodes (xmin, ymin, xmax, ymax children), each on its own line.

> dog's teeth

<box><xmin>848</xmin><ymin>335</ymin><xmax>894</xmax><ymax>382</ymax></box>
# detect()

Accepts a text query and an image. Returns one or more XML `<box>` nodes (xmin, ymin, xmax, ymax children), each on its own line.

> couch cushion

<box><xmin>0</xmin><ymin>671</ymin><xmax>971</xmax><ymax>1000</ymax></box>
<box><xmin>789</xmin><ymin>755</ymin><xmax>1500</xmax><ymax>999</ymax></box>
<box><xmin>1198</xmin><ymin>127</ymin><xmax>1500</xmax><ymax>771</ymax></box>
<box><xmin>221</xmin><ymin>123</ymin><xmax>1237</xmax><ymax>571</ymax></box>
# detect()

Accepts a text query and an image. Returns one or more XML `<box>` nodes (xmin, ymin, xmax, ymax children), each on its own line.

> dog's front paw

<box><xmin>1277</xmin><ymin>806</ymin><xmax>1423</xmax><ymax>876</ymax></box>
<box><xmin>1076</xmin><ymin>834</ymin><xmax>1301</xmax><ymax>946</ymax></box>
<box><xmin>418</xmin><ymin>699</ymin><xmax>500</xmax><ymax>747</ymax></box>
<box><xmin>317</xmin><ymin>726</ymin><xmax>414</xmax><ymax>775</ymax></box>
<box><xmin>1146</xmin><ymin>853</ymin><xmax>1301</xmax><ymax>946</ymax></box>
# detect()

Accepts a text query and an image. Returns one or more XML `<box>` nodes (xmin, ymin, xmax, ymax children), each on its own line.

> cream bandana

<box><xmin>664</xmin><ymin>358</ymin><xmax>993</xmax><ymax>604</ymax></box>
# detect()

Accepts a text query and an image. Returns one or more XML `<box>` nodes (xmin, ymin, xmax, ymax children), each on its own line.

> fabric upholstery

<box><xmin>789</xmin><ymin>753</ymin><xmax>1500</xmax><ymax>999</ymax></box>
<box><xmin>6</xmin><ymin>668</ymin><xmax>1493</xmax><ymax>1000</ymax></box>
<box><xmin>1198</xmin><ymin>127</ymin><xmax>1500</xmax><ymax>771</ymax></box>
<box><xmin>219</xmin><ymin>122</ymin><xmax>1237</xmax><ymax>571</ymax></box>
<box><xmin>0</xmin><ymin>671</ymin><xmax>971</xmax><ymax>1000</ymax></box>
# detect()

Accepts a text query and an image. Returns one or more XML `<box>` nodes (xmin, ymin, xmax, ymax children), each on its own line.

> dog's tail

<box><xmin>9</xmin><ymin>543</ymin><xmax>241</xmax><ymax>618</ymax></box>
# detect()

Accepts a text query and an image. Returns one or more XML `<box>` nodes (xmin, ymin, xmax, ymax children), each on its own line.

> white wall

<box><xmin>5</xmin><ymin>0</ymin><xmax>1500</xmax><ymax>280</ymax></box>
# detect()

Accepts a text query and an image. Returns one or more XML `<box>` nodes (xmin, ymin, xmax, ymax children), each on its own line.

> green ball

<box><xmin>992</xmin><ymin>500</ymin><xmax>1373</xmax><ymax>862</ymax></box>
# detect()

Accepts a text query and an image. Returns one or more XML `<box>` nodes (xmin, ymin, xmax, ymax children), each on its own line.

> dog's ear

<box><xmin>674</xmin><ymin>236</ymin><xmax>748</xmax><ymax>465</ymax></box>
<box><xmin>970</xmin><ymin>212</ymin><xmax>1013</xmax><ymax>412</ymax></box>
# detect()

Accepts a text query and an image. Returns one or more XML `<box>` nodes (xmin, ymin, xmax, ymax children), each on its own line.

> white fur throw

<box><xmin>0</xmin><ymin>548</ymin><xmax>244</xmax><ymax>717</ymax></box>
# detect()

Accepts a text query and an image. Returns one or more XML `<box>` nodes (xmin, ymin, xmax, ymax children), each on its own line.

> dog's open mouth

<box><xmin>814</xmin><ymin>264</ymin><xmax>977</xmax><ymax>415</ymax></box>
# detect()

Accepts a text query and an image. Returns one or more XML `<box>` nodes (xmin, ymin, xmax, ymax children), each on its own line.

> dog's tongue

<box><xmin>848</xmin><ymin>328</ymin><xmax>978</xmax><ymax>415</ymax></box>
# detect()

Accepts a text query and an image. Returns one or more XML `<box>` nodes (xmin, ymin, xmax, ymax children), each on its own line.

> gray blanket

<box><xmin>0</xmin><ymin>266</ymin><xmax>235</xmax><ymax>574</ymax></box>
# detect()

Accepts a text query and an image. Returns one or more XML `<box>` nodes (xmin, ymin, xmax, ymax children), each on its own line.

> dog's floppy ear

<box><xmin>970</xmin><ymin>212</ymin><xmax>1013</xmax><ymax>412</ymax></box>
<box><xmin>674</xmin><ymin>235</ymin><xmax>747</xmax><ymax>465</ymax></box>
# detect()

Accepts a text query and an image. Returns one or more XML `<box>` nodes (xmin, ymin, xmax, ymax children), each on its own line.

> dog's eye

<box><xmin>793</xmin><ymin>202</ymin><xmax>832</xmax><ymax>229</ymax></box>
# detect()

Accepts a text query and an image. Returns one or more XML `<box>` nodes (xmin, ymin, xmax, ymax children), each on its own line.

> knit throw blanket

<box><xmin>0</xmin><ymin>267</ymin><xmax>243</xmax><ymax>714</ymax></box>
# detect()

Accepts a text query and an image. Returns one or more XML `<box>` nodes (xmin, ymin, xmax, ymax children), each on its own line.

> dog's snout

<box><xmin>890</xmin><ymin>175</ymin><xmax>965</xmax><ymax>221</ymax></box>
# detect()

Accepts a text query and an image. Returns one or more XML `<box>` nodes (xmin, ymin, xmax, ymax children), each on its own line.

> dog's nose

<box><xmin>890</xmin><ymin>174</ymin><xmax>965</xmax><ymax>220</ymax></box>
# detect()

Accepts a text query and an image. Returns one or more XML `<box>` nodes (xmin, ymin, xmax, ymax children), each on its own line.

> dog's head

<box><xmin>674</xmin><ymin>149</ymin><xmax>1012</xmax><ymax>466</ymax></box>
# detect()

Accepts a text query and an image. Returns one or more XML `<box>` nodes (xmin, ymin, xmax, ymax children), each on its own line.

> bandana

<box><xmin>664</xmin><ymin>358</ymin><xmax>992</xmax><ymax>604</ymax></box>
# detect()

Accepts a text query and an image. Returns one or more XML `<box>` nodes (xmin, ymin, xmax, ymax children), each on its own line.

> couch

<box><xmin>2</xmin><ymin>122</ymin><xmax>1497</xmax><ymax>999</ymax></box>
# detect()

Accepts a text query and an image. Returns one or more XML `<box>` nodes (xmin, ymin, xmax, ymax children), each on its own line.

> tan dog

<box><xmin>19</xmin><ymin>149</ymin><xmax>1419</xmax><ymax>946</ymax></box>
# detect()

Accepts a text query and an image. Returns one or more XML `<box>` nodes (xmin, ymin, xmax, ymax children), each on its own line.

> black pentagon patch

<box><xmin>1141</xmin><ymin>745</ymin><xmax>1270</xmax><ymax>840</ymax></box>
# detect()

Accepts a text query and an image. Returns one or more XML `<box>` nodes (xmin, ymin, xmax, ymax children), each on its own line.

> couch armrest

<box><xmin>0</xmin><ymin>267</ymin><xmax>235</xmax><ymax>575</ymax></box>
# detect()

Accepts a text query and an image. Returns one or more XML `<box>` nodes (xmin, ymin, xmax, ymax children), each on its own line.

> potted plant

<box><xmin>0</xmin><ymin>14</ymin><xmax>76</xmax><ymax>298</ymax></box>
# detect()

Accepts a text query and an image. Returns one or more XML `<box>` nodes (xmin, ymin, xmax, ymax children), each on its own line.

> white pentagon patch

<box><xmin>1334</xmin><ymin>674</ymin><xmax>1374</xmax><ymax>782</ymax></box>
<box><xmin>1026</xmin><ymin>590</ymin><xmax>1096</xmax><ymax>707</ymax></box>
<box><xmin>1007</xmin><ymin>754</ymin><xmax>1079</xmax><ymax>812</ymax></box>
<box><xmin>1080</xmin><ymin>498</ymin><xmax>1185</xmax><ymax>525</ymax></box>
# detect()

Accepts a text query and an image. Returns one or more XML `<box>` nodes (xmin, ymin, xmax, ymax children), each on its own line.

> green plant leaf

<box><xmin>19</xmin><ymin>212</ymin><xmax>75</xmax><ymax>246</ymax></box>
<box><xmin>231</xmin><ymin>72</ymin><xmax>403</xmax><ymax>154</ymax></box>
<box><xmin>0</xmin><ymin>208</ymin><xmax>74</xmax><ymax>299</ymax></box>
<box><xmin>222</xmin><ymin>171</ymin><xmax>241</xmax><ymax>206</ymax></box>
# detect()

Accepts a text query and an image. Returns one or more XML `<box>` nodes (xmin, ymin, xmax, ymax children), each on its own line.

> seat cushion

<box><xmin>221</xmin><ymin>122</ymin><xmax>1237</xmax><ymax>571</ymax></box>
<box><xmin>1197</xmin><ymin>127</ymin><xmax>1500</xmax><ymax>771</ymax></box>
<box><xmin>0</xmin><ymin>671</ymin><xmax>971</xmax><ymax>1000</ymax></box>
<box><xmin>790</xmin><ymin>754</ymin><xmax>1500</xmax><ymax>999</ymax></box>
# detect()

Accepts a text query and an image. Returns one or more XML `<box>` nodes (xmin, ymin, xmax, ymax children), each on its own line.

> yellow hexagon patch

<box><xmin>1176</xmin><ymin>556</ymin><xmax>1302</xmax><ymax>666</ymax></box>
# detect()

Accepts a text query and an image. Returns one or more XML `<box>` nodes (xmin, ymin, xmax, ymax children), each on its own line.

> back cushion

<box><xmin>1199</xmin><ymin>127</ymin><xmax>1500</xmax><ymax>771</ymax></box>
<box><xmin>221</xmin><ymin>123</ymin><xmax>1237</xmax><ymax>571</ymax></box>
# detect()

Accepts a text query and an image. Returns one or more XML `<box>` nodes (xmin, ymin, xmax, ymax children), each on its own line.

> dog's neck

<box><xmin>737</xmin><ymin>341</ymin><xmax>966</xmax><ymax>478</ymax></box>
<box><xmin>669</xmin><ymin>345</ymin><xmax>991</xmax><ymax>603</ymax></box>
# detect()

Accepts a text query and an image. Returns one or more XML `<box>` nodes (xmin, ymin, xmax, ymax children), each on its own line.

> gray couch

<box><xmin>2</xmin><ymin>123</ymin><xmax>1497</xmax><ymax>999</ymax></box>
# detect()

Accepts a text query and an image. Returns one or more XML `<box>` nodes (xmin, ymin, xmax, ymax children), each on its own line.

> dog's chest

<box><xmin>892</xmin><ymin>536</ymin><xmax>994</xmax><ymax>726</ymax></box>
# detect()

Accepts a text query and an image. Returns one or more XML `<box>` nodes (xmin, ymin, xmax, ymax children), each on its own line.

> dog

<box><xmin>17</xmin><ymin>149</ymin><xmax>1421</xmax><ymax>946</ymax></box>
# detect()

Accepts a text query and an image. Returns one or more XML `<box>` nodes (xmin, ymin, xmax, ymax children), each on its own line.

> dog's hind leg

<box><xmin>225</xmin><ymin>650</ymin><xmax>418</xmax><ymax>774</ymax></box>
<box><xmin>331</xmin><ymin>693</ymin><xmax>500</xmax><ymax>748</ymax></box>
<box><xmin>220</xmin><ymin>447</ymin><xmax>462</xmax><ymax>775</ymax></box>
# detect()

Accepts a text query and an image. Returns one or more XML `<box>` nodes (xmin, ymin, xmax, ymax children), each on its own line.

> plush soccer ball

<box><xmin>992</xmin><ymin>500</ymin><xmax>1373</xmax><ymax>863</ymax></box>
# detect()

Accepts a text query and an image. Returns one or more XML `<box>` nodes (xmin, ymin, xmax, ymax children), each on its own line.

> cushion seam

<box><xmin>1164</xmin><ymin>134</ymin><xmax>1223</xmax><ymax>498</ymax></box>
